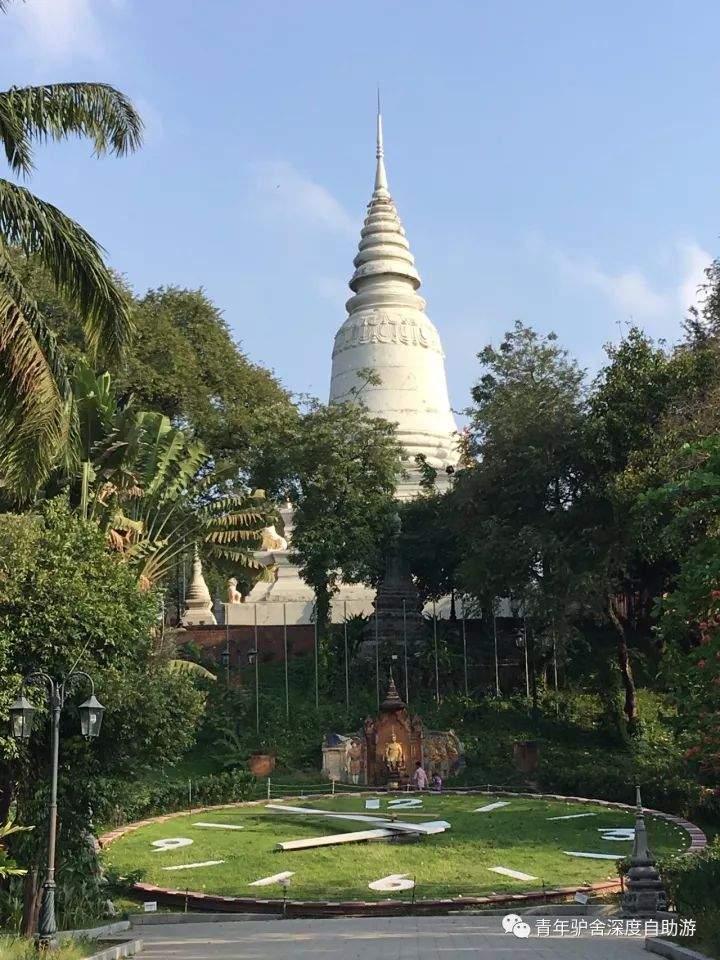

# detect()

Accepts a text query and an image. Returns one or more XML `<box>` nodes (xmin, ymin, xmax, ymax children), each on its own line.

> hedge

<box><xmin>90</xmin><ymin>769</ymin><xmax>258</xmax><ymax>829</ymax></box>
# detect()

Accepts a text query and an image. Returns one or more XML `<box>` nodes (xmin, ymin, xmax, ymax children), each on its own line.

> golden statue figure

<box><xmin>384</xmin><ymin>730</ymin><xmax>404</xmax><ymax>773</ymax></box>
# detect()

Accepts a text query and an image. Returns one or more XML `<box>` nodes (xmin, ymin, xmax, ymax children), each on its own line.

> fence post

<box><xmin>188</xmin><ymin>779</ymin><xmax>192</xmax><ymax>807</ymax></box>
<box><xmin>267</xmin><ymin>777</ymin><xmax>271</xmax><ymax>801</ymax></box>
<box><xmin>433</xmin><ymin>600</ymin><xmax>440</xmax><ymax>706</ymax></box>
<box><xmin>332</xmin><ymin>779</ymin><xmax>336</xmax><ymax>795</ymax></box>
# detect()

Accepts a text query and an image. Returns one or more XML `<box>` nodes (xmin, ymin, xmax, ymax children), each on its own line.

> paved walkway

<box><xmin>136</xmin><ymin>916</ymin><xmax>651</xmax><ymax>959</ymax></box>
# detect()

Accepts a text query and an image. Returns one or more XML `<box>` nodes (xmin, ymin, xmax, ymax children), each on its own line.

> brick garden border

<box><xmin>98</xmin><ymin>790</ymin><xmax>707</xmax><ymax>917</ymax></box>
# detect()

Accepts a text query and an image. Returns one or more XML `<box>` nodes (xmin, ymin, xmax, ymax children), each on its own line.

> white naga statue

<box><xmin>226</xmin><ymin>577</ymin><xmax>243</xmax><ymax>604</ymax></box>
<box><xmin>260</xmin><ymin>524</ymin><xmax>288</xmax><ymax>552</ymax></box>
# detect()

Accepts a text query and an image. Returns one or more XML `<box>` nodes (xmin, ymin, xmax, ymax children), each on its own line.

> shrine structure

<box><xmin>322</xmin><ymin>676</ymin><xmax>463</xmax><ymax>787</ymax></box>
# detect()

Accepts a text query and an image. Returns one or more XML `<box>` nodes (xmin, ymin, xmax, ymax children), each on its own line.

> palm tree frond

<box><xmin>0</xmin><ymin>178</ymin><xmax>132</xmax><ymax>362</ymax></box>
<box><xmin>0</xmin><ymin>256</ymin><xmax>73</xmax><ymax>497</ymax></box>
<box><xmin>0</xmin><ymin>82</ymin><xmax>143</xmax><ymax>176</ymax></box>
<box><xmin>167</xmin><ymin>659</ymin><xmax>217</xmax><ymax>681</ymax></box>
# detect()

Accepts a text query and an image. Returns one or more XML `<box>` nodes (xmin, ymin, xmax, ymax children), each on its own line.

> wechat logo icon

<box><xmin>502</xmin><ymin>914</ymin><xmax>532</xmax><ymax>939</ymax></box>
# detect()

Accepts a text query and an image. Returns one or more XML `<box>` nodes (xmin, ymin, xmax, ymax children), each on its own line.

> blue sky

<box><xmin>2</xmin><ymin>0</ymin><xmax>719</xmax><ymax>414</ymax></box>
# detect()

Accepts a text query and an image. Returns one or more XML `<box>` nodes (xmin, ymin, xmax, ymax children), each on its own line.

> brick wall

<box><xmin>179</xmin><ymin>623</ymin><xmax>315</xmax><ymax>667</ymax></box>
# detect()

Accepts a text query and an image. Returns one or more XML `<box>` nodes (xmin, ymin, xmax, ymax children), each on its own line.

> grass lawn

<box><xmin>102</xmin><ymin>793</ymin><xmax>690</xmax><ymax>902</ymax></box>
<box><xmin>0</xmin><ymin>938</ymin><xmax>97</xmax><ymax>960</ymax></box>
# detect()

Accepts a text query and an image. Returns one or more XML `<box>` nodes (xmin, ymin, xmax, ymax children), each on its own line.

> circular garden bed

<box><xmin>100</xmin><ymin>791</ymin><xmax>706</xmax><ymax>913</ymax></box>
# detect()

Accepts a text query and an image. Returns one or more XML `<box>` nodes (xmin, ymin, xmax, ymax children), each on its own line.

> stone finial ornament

<box><xmin>621</xmin><ymin>786</ymin><xmax>669</xmax><ymax>917</ymax></box>
<box><xmin>380</xmin><ymin>674</ymin><xmax>406</xmax><ymax>713</ymax></box>
<box><xmin>181</xmin><ymin>551</ymin><xmax>217</xmax><ymax>626</ymax></box>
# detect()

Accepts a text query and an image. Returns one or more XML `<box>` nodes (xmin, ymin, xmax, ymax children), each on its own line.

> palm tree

<box><xmin>67</xmin><ymin>361</ymin><xmax>272</xmax><ymax>589</ymax></box>
<box><xmin>0</xmin><ymin>53</ymin><xmax>142</xmax><ymax>498</ymax></box>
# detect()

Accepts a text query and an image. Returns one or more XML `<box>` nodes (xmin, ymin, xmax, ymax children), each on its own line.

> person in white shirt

<box><xmin>412</xmin><ymin>761</ymin><xmax>428</xmax><ymax>790</ymax></box>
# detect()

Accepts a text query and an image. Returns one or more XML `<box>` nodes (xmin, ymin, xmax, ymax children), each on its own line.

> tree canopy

<box><xmin>286</xmin><ymin>400</ymin><xmax>404</xmax><ymax>633</ymax></box>
<box><xmin>0</xmin><ymin>501</ymin><xmax>205</xmax><ymax>841</ymax></box>
<box><xmin>2</xmin><ymin>265</ymin><xmax>296</xmax><ymax>494</ymax></box>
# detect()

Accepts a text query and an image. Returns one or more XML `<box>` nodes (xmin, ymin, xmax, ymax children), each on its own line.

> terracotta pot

<box><xmin>512</xmin><ymin>739</ymin><xmax>539</xmax><ymax>773</ymax></box>
<box><xmin>248</xmin><ymin>753</ymin><xmax>276</xmax><ymax>777</ymax></box>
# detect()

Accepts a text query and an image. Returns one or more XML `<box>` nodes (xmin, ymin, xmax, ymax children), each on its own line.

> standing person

<box><xmin>413</xmin><ymin>761</ymin><xmax>428</xmax><ymax>790</ymax></box>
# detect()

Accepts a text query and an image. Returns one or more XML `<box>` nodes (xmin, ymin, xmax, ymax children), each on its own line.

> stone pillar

<box><xmin>360</xmin><ymin>515</ymin><xmax>423</xmax><ymax>658</ymax></box>
<box><xmin>182</xmin><ymin>552</ymin><xmax>217</xmax><ymax>626</ymax></box>
<box><xmin>621</xmin><ymin>786</ymin><xmax>669</xmax><ymax>917</ymax></box>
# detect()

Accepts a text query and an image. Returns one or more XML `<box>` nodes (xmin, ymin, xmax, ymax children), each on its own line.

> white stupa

<box><xmin>329</xmin><ymin>103</ymin><xmax>459</xmax><ymax>498</ymax></box>
<box><xmin>223</xmin><ymin>106</ymin><xmax>458</xmax><ymax>625</ymax></box>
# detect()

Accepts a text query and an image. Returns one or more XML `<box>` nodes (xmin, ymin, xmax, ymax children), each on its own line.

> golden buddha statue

<box><xmin>384</xmin><ymin>730</ymin><xmax>404</xmax><ymax>773</ymax></box>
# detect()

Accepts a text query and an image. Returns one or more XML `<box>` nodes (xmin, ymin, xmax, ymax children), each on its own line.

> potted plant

<box><xmin>216</xmin><ymin>729</ymin><xmax>277</xmax><ymax>777</ymax></box>
<box><xmin>248</xmin><ymin>737</ymin><xmax>277</xmax><ymax>777</ymax></box>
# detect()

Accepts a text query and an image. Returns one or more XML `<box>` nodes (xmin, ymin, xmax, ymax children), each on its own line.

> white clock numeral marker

<box><xmin>151</xmin><ymin>837</ymin><xmax>193</xmax><ymax>852</ymax></box>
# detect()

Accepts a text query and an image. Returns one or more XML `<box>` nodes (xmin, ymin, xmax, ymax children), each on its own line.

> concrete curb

<box><xmin>59</xmin><ymin>920</ymin><xmax>131</xmax><ymax>940</ymax></box>
<box><xmin>99</xmin><ymin>790</ymin><xmax>707</xmax><ymax>917</ymax></box>
<box><xmin>129</xmin><ymin>911</ymin><xmax>273</xmax><ymax>924</ymax></box>
<box><xmin>127</xmin><ymin>906</ymin><xmax>612</xmax><ymax>925</ymax></box>
<box><xmin>84</xmin><ymin>938</ymin><xmax>143</xmax><ymax>960</ymax></box>
<box><xmin>645</xmin><ymin>937</ymin><xmax>715</xmax><ymax>960</ymax></box>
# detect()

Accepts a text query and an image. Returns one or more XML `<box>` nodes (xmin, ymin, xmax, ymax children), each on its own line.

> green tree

<box><xmin>0</xmin><ymin>501</ymin><xmax>205</xmax><ymax>931</ymax></box>
<box><xmin>456</xmin><ymin>322</ymin><xmax>590</xmax><ymax>623</ymax></box>
<box><xmin>401</xmin><ymin>486</ymin><xmax>461</xmax><ymax>609</ymax></box>
<box><xmin>0</xmin><ymin>70</ymin><xmax>142</xmax><ymax>497</ymax></box>
<box><xmin>114</xmin><ymin>287</ymin><xmax>296</xmax><ymax>489</ymax></box>
<box><xmin>0</xmin><ymin>272</ymin><xmax>298</xmax><ymax>498</ymax></box>
<box><xmin>287</xmin><ymin>400</ymin><xmax>403</xmax><ymax>634</ymax></box>
<box><xmin>585</xmin><ymin>327</ymin><xmax>720</xmax><ymax>721</ymax></box>
<box><xmin>639</xmin><ymin>435</ymin><xmax>720</xmax><ymax>773</ymax></box>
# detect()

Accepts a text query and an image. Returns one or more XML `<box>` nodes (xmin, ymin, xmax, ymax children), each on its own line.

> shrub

<box><xmin>92</xmin><ymin>768</ymin><xmax>257</xmax><ymax>828</ymax></box>
<box><xmin>658</xmin><ymin>840</ymin><xmax>720</xmax><ymax>956</ymax></box>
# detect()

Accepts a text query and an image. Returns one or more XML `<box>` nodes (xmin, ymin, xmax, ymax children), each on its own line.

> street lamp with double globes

<box><xmin>8</xmin><ymin>671</ymin><xmax>105</xmax><ymax>948</ymax></box>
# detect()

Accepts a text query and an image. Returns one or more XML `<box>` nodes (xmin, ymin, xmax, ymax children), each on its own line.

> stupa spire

<box><xmin>329</xmin><ymin>99</ymin><xmax>460</xmax><ymax>499</ymax></box>
<box><xmin>374</xmin><ymin>90</ymin><xmax>389</xmax><ymax>196</ymax></box>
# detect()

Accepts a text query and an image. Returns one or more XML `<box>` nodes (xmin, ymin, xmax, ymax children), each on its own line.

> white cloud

<box><xmin>548</xmin><ymin>247</ymin><xmax>667</xmax><ymax>318</ymax></box>
<box><xmin>316</xmin><ymin>277</ymin><xmax>348</xmax><ymax>307</ymax></box>
<box><xmin>6</xmin><ymin>0</ymin><xmax>120</xmax><ymax>63</ymax></box>
<box><xmin>676</xmin><ymin>240</ymin><xmax>712</xmax><ymax>314</ymax></box>
<box><xmin>533</xmin><ymin>234</ymin><xmax>713</xmax><ymax>322</ymax></box>
<box><xmin>251</xmin><ymin>161</ymin><xmax>356</xmax><ymax>237</ymax></box>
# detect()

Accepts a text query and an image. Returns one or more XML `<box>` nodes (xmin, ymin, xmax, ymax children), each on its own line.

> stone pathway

<box><xmin>137</xmin><ymin>915</ymin><xmax>651</xmax><ymax>959</ymax></box>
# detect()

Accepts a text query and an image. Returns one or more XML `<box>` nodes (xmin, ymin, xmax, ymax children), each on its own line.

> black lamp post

<box><xmin>8</xmin><ymin>671</ymin><xmax>105</xmax><ymax>947</ymax></box>
<box><xmin>247</xmin><ymin>648</ymin><xmax>259</xmax><ymax>735</ymax></box>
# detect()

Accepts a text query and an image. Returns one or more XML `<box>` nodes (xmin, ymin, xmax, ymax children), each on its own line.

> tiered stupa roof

<box><xmin>329</xmin><ymin>103</ymin><xmax>459</xmax><ymax>498</ymax></box>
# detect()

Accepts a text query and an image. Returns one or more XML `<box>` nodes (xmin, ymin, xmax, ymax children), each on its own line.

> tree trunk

<box><xmin>608</xmin><ymin>596</ymin><xmax>639</xmax><ymax>724</ymax></box>
<box><xmin>315</xmin><ymin>581</ymin><xmax>331</xmax><ymax>643</ymax></box>
<box><xmin>528</xmin><ymin>623</ymin><xmax>538</xmax><ymax>713</ymax></box>
<box><xmin>21</xmin><ymin>866</ymin><xmax>41</xmax><ymax>936</ymax></box>
<box><xmin>0</xmin><ymin>763</ymin><xmax>13</xmax><ymax>823</ymax></box>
